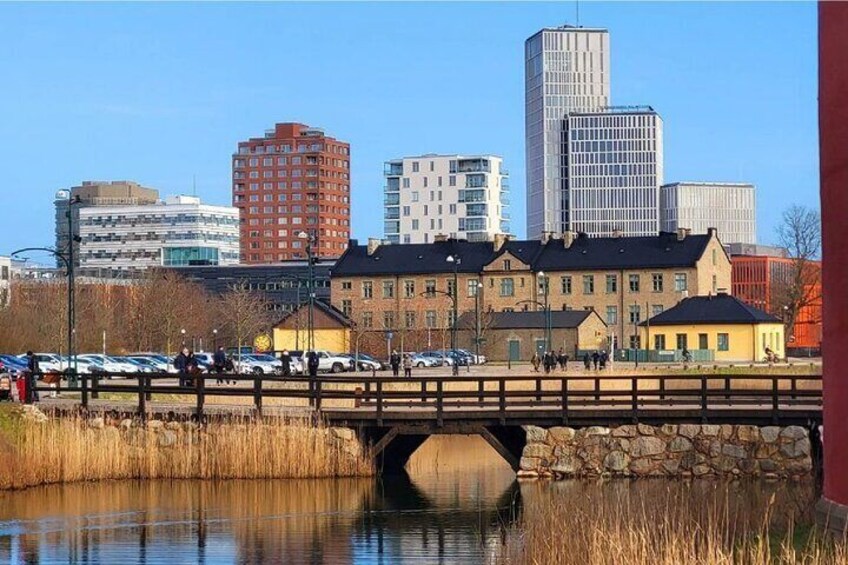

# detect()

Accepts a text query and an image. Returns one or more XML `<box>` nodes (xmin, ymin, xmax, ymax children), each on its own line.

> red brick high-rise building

<box><xmin>232</xmin><ymin>123</ymin><xmax>351</xmax><ymax>263</ymax></box>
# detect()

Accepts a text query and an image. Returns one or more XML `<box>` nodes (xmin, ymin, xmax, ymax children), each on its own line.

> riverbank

<box><xmin>0</xmin><ymin>404</ymin><xmax>372</xmax><ymax>490</ymax></box>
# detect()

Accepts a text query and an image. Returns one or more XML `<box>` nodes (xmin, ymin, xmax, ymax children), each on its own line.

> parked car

<box><xmin>455</xmin><ymin>348</ymin><xmax>486</xmax><ymax>365</ymax></box>
<box><xmin>419</xmin><ymin>351</ymin><xmax>453</xmax><ymax>366</ymax></box>
<box><xmin>0</xmin><ymin>355</ymin><xmax>28</xmax><ymax>376</ymax></box>
<box><xmin>16</xmin><ymin>353</ymin><xmax>64</xmax><ymax>372</ymax></box>
<box><xmin>114</xmin><ymin>356</ymin><xmax>157</xmax><ymax>373</ymax></box>
<box><xmin>440</xmin><ymin>349</ymin><xmax>471</xmax><ymax>366</ymax></box>
<box><xmin>126</xmin><ymin>355</ymin><xmax>173</xmax><ymax>373</ymax></box>
<box><xmin>234</xmin><ymin>354</ymin><xmax>282</xmax><ymax>375</ymax></box>
<box><xmin>76</xmin><ymin>354</ymin><xmax>138</xmax><ymax>376</ymax></box>
<box><xmin>410</xmin><ymin>353</ymin><xmax>439</xmax><ymax>368</ymax></box>
<box><xmin>342</xmin><ymin>353</ymin><xmax>383</xmax><ymax>372</ymax></box>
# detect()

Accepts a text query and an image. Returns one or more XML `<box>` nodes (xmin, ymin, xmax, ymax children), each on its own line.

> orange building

<box><xmin>731</xmin><ymin>254</ymin><xmax>822</xmax><ymax>353</ymax></box>
<box><xmin>232</xmin><ymin>123</ymin><xmax>351</xmax><ymax>263</ymax></box>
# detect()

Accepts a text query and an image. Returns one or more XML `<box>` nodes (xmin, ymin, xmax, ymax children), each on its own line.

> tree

<box><xmin>216</xmin><ymin>281</ymin><xmax>271</xmax><ymax>361</ymax></box>
<box><xmin>772</xmin><ymin>205</ymin><xmax>822</xmax><ymax>343</ymax></box>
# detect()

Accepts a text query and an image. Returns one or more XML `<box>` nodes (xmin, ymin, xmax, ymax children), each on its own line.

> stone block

<box><xmin>629</xmin><ymin>436</ymin><xmax>665</xmax><ymax>458</ymax></box>
<box><xmin>678</xmin><ymin>424</ymin><xmax>700</xmax><ymax>439</ymax></box>
<box><xmin>720</xmin><ymin>425</ymin><xmax>734</xmax><ymax>439</ymax></box>
<box><xmin>585</xmin><ymin>426</ymin><xmax>610</xmax><ymax>436</ymax></box>
<box><xmin>663</xmin><ymin>460</ymin><xmax>681</xmax><ymax>474</ymax></box>
<box><xmin>701</xmin><ymin>425</ymin><xmax>720</xmax><ymax>437</ymax></box>
<box><xmin>785</xmin><ymin>458</ymin><xmax>813</xmax><ymax>473</ymax></box>
<box><xmin>713</xmin><ymin>456</ymin><xmax>738</xmax><ymax>473</ymax></box>
<box><xmin>780</xmin><ymin>426</ymin><xmax>807</xmax><ymax>441</ymax></box>
<box><xmin>780</xmin><ymin>438</ymin><xmax>811</xmax><ymax>459</ymax></box>
<box><xmin>636</xmin><ymin>423</ymin><xmax>655</xmax><ymax>436</ymax></box>
<box><xmin>759</xmin><ymin>459</ymin><xmax>778</xmax><ymax>473</ymax></box>
<box><xmin>611</xmin><ymin>425</ymin><xmax>637</xmax><ymax>437</ymax></box>
<box><xmin>603</xmin><ymin>451</ymin><xmax>629</xmax><ymax>472</ymax></box>
<box><xmin>331</xmin><ymin>427</ymin><xmax>355</xmax><ymax>441</ymax></box>
<box><xmin>692</xmin><ymin>464</ymin><xmax>712</xmax><ymax>476</ymax></box>
<box><xmin>736</xmin><ymin>425</ymin><xmax>760</xmax><ymax>443</ymax></box>
<box><xmin>524</xmin><ymin>443</ymin><xmax>553</xmax><ymax>459</ymax></box>
<box><xmin>738</xmin><ymin>458</ymin><xmax>758</xmax><ymax>473</ymax></box>
<box><xmin>551</xmin><ymin>456</ymin><xmax>580</xmax><ymax>475</ymax></box>
<box><xmin>669</xmin><ymin>437</ymin><xmax>693</xmax><ymax>453</ymax></box>
<box><xmin>516</xmin><ymin>470</ymin><xmax>539</xmax><ymax>479</ymax></box>
<box><xmin>680</xmin><ymin>451</ymin><xmax>699</xmax><ymax>469</ymax></box>
<box><xmin>519</xmin><ymin>457</ymin><xmax>539</xmax><ymax>471</ymax></box>
<box><xmin>547</xmin><ymin>426</ymin><xmax>576</xmax><ymax>444</ymax></box>
<box><xmin>721</xmin><ymin>444</ymin><xmax>747</xmax><ymax>459</ymax></box>
<box><xmin>761</xmin><ymin>426</ymin><xmax>781</xmax><ymax>443</ymax></box>
<box><xmin>660</xmin><ymin>424</ymin><xmax>678</xmax><ymax>436</ymax></box>
<box><xmin>524</xmin><ymin>425</ymin><xmax>547</xmax><ymax>443</ymax></box>
<box><xmin>630</xmin><ymin>458</ymin><xmax>658</xmax><ymax>475</ymax></box>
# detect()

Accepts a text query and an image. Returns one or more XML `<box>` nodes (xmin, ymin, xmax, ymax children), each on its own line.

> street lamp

<box><xmin>446</xmin><ymin>254</ymin><xmax>460</xmax><ymax>376</ymax></box>
<box><xmin>180</xmin><ymin>328</ymin><xmax>186</xmax><ymax>349</ymax></box>
<box><xmin>474</xmin><ymin>280</ymin><xmax>484</xmax><ymax>365</ymax></box>
<box><xmin>538</xmin><ymin>271</ymin><xmax>551</xmax><ymax>352</ymax></box>
<box><xmin>213</xmin><ymin>329</ymin><xmax>218</xmax><ymax>350</ymax></box>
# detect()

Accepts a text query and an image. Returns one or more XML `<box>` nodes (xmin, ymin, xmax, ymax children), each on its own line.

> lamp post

<box><xmin>298</xmin><ymin>231</ymin><xmax>315</xmax><ymax>353</ymax></box>
<box><xmin>446</xmin><ymin>255</ymin><xmax>460</xmax><ymax>376</ymax></box>
<box><xmin>474</xmin><ymin>280</ymin><xmax>484</xmax><ymax>365</ymax></box>
<box><xmin>213</xmin><ymin>329</ymin><xmax>218</xmax><ymax>349</ymax></box>
<box><xmin>180</xmin><ymin>328</ymin><xmax>186</xmax><ymax>349</ymax></box>
<box><xmin>538</xmin><ymin>271</ymin><xmax>551</xmax><ymax>352</ymax></box>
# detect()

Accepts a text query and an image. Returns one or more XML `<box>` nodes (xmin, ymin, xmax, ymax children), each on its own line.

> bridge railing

<box><xmin>28</xmin><ymin>371</ymin><xmax>822</xmax><ymax>424</ymax></box>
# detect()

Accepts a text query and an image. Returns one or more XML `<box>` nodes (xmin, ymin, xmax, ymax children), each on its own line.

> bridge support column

<box><xmin>817</xmin><ymin>1</ymin><xmax>848</xmax><ymax>535</ymax></box>
<box><xmin>479</xmin><ymin>426</ymin><xmax>526</xmax><ymax>472</ymax></box>
<box><xmin>361</xmin><ymin>427</ymin><xmax>429</xmax><ymax>475</ymax></box>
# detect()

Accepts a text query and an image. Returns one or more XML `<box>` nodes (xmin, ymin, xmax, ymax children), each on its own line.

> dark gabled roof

<box><xmin>274</xmin><ymin>299</ymin><xmax>352</xmax><ymax>328</ymax></box>
<box><xmin>332</xmin><ymin>233</ymin><xmax>712</xmax><ymax>278</ymax></box>
<box><xmin>458</xmin><ymin>309</ymin><xmax>601</xmax><ymax>330</ymax></box>
<box><xmin>639</xmin><ymin>294</ymin><xmax>781</xmax><ymax>326</ymax></box>
<box><xmin>533</xmin><ymin>232</ymin><xmax>712</xmax><ymax>271</ymax></box>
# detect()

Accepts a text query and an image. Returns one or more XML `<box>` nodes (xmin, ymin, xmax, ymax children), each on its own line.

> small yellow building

<box><xmin>639</xmin><ymin>293</ymin><xmax>784</xmax><ymax>362</ymax></box>
<box><xmin>273</xmin><ymin>301</ymin><xmax>352</xmax><ymax>353</ymax></box>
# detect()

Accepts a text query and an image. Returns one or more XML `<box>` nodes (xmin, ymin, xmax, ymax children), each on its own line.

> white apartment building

<box><xmin>0</xmin><ymin>256</ymin><xmax>10</xmax><ymax>307</ymax></box>
<box><xmin>566</xmin><ymin>107</ymin><xmax>664</xmax><ymax>237</ymax></box>
<box><xmin>525</xmin><ymin>26</ymin><xmax>611</xmax><ymax>238</ymax></box>
<box><xmin>383</xmin><ymin>154</ymin><xmax>509</xmax><ymax>244</ymax></box>
<box><xmin>660</xmin><ymin>182</ymin><xmax>756</xmax><ymax>245</ymax></box>
<box><xmin>78</xmin><ymin>195</ymin><xmax>239</xmax><ymax>271</ymax></box>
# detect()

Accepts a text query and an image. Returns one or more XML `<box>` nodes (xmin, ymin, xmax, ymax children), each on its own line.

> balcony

<box><xmin>385</xmin><ymin>178</ymin><xmax>400</xmax><ymax>192</ymax></box>
<box><xmin>384</xmin><ymin>162</ymin><xmax>404</xmax><ymax>176</ymax></box>
<box><xmin>466</xmin><ymin>174</ymin><xmax>487</xmax><ymax>188</ymax></box>
<box><xmin>459</xmin><ymin>189</ymin><xmax>486</xmax><ymax>203</ymax></box>
<box><xmin>453</xmin><ymin>158</ymin><xmax>491</xmax><ymax>173</ymax></box>
<box><xmin>384</xmin><ymin>207</ymin><xmax>400</xmax><ymax>220</ymax></box>
<box><xmin>465</xmin><ymin>204</ymin><xmax>488</xmax><ymax>217</ymax></box>
<box><xmin>384</xmin><ymin>221</ymin><xmax>400</xmax><ymax>234</ymax></box>
<box><xmin>384</xmin><ymin>194</ymin><xmax>400</xmax><ymax>206</ymax></box>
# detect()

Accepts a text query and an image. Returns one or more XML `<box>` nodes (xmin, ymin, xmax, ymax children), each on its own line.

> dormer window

<box><xmin>503</xmin><ymin>259</ymin><xmax>512</xmax><ymax>271</ymax></box>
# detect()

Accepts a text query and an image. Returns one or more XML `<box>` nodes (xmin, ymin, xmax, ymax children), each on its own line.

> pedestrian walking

<box><xmin>559</xmin><ymin>351</ymin><xmax>569</xmax><ymax>371</ymax></box>
<box><xmin>543</xmin><ymin>351</ymin><xmax>553</xmax><ymax>374</ymax></box>
<box><xmin>592</xmin><ymin>351</ymin><xmax>600</xmax><ymax>370</ymax></box>
<box><xmin>531</xmin><ymin>352</ymin><xmax>541</xmax><ymax>373</ymax></box>
<box><xmin>600</xmin><ymin>351</ymin><xmax>608</xmax><ymax>370</ymax></box>
<box><xmin>306</xmin><ymin>350</ymin><xmax>319</xmax><ymax>378</ymax></box>
<box><xmin>174</xmin><ymin>347</ymin><xmax>190</xmax><ymax>387</ymax></box>
<box><xmin>583</xmin><ymin>353</ymin><xmax>591</xmax><ymax>371</ymax></box>
<box><xmin>403</xmin><ymin>354</ymin><xmax>413</xmax><ymax>378</ymax></box>
<box><xmin>390</xmin><ymin>350</ymin><xmax>401</xmax><ymax>377</ymax></box>
<box><xmin>213</xmin><ymin>346</ymin><xmax>228</xmax><ymax>384</ymax></box>
<box><xmin>280</xmin><ymin>349</ymin><xmax>292</xmax><ymax>378</ymax></box>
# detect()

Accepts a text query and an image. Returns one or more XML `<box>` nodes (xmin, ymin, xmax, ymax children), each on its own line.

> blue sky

<box><xmin>0</xmin><ymin>2</ymin><xmax>818</xmax><ymax>258</ymax></box>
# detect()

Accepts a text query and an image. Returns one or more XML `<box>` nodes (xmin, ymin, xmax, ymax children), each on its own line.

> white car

<box><xmin>313</xmin><ymin>351</ymin><xmax>354</xmax><ymax>373</ymax></box>
<box><xmin>234</xmin><ymin>355</ymin><xmax>281</xmax><ymax>375</ymax></box>
<box><xmin>77</xmin><ymin>354</ymin><xmax>139</xmax><ymax>376</ymax></box>
<box><xmin>17</xmin><ymin>353</ymin><xmax>64</xmax><ymax>372</ymax></box>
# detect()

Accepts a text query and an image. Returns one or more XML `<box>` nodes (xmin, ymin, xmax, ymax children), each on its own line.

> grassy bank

<box><xmin>500</xmin><ymin>482</ymin><xmax>847</xmax><ymax>565</ymax></box>
<box><xmin>0</xmin><ymin>404</ymin><xmax>372</xmax><ymax>490</ymax></box>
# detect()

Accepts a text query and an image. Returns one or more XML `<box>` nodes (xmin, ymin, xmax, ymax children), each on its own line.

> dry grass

<box><xmin>0</xmin><ymin>408</ymin><xmax>372</xmax><ymax>490</ymax></box>
<box><xmin>500</xmin><ymin>481</ymin><xmax>847</xmax><ymax>565</ymax></box>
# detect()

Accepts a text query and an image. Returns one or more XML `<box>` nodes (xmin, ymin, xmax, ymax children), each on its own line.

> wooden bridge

<box><xmin>33</xmin><ymin>372</ymin><xmax>823</xmax><ymax>473</ymax></box>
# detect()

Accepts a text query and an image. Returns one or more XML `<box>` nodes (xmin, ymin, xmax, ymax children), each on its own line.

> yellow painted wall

<box><xmin>273</xmin><ymin>328</ymin><xmax>351</xmax><ymax>353</ymax></box>
<box><xmin>641</xmin><ymin>322</ymin><xmax>784</xmax><ymax>362</ymax></box>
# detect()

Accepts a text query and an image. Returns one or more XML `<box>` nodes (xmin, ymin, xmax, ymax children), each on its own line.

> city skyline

<box><xmin>0</xmin><ymin>2</ymin><xmax>818</xmax><ymax>258</ymax></box>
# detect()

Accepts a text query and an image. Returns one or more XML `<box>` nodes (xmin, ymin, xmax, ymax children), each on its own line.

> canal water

<box><xmin>0</xmin><ymin>436</ymin><xmax>817</xmax><ymax>564</ymax></box>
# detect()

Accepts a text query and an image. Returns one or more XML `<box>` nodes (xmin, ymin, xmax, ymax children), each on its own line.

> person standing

<box><xmin>583</xmin><ymin>353</ymin><xmax>591</xmax><ymax>371</ymax></box>
<box><xmin>24</xmin><ymin>351</ymin><xmax>39</xmax><ymax>404</ymax></box>
<box><xmin>592</xmin><ymin>351</ymin><xmax>600</xmax><ymax>371</ymax></box>
<box><xmin>531</xmin><ymin>351</ymin><xmax>541</xmax><ymax>373</ymax></box>
<box><xmin>307</xmin><ymin>350</ymin><xmax>319</xmax><ymax>379</ymax></box>
<box><xmin>600</xmin><ymin>351</ymin><xmax>608</xmax><ymax>370</ymax></box>
<box><xmin>213</xmin><ymin>346</ymin><xmax>228</xmax><ymax>385</ymax></box>
<box><xmin>402</xmin><ymin>353</ymin><xmax>412</xmax><ymax>378</ymax></box>
<box><xmin>389</xmin><ymin>350</ymin><xmax>401</xmax><ymax>377</ymax></box>
<box><xmin>280</xmin><ymin>349</ymin><xmax>292</xmax><ymax>378</ymax></box>
<box><xmin>174</xmin><ymin>347</ymin><xmax>189</xmax><ymax>387</ymax></box>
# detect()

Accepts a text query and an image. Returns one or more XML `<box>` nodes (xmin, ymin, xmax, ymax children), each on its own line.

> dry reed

<box><xmin>0</xmin><ymin>412</ymin><xmax>372</xmax><ymax>490</ymax></box>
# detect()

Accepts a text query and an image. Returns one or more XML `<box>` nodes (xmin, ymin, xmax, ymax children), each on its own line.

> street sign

<box><xmin>385</xmin><ymin>331</ymin><xmax>394</xmax><ymax>341</ymax></box>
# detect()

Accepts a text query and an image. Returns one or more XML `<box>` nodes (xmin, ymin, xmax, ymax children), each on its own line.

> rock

<box><xmin>551</xmin><ymin>456</ymin><xmax>580</xmax><ymax>475</ymax></box>
<box><xmin>720</xmin><ymin>425</ymin><xmax>734</xmax><ymax>439</ymax></box>
<box><xmin>785</xmin><ymin>458</ymin><xmax>813</xmax><ymax>473</ymax></box>
<box><xmin>678</xmin><ymin>424</ymin><xmax>700</xmax><ymax>439</ymax></box>
<box><xmin>630</xmin><ymin>458</ymin><xmax>657</xmax><ymax>475</ymax></box>
<box><xmin>88</xmin><ymin>417</ymin><xmax>105</xmax><ymax>429</ymax></box>
<box><xmin>738</xmin><ymin>458</ymin><xmax>758</xmax><ymax>473</ymax></box>
<box><xmin>660</xmin><ymin>424</ymin><xmax>678</xmax><ymax>436</ymax></box>
<box><xmin>669</xmin><ymin>437</ymin><xmax>693</xmax><ymax>453</ymax></box>
<box><xmin>636</xmin><ymin>423</ymin><xmax>655</xmax><ymax>436</ymax></box>
<box><xmin>524</xmin><ymin>443</ymin><xmax>553</xmax><ymax>459</ymax></box>
<box><xmin>516</xmin><ymin>470</ymin><xmax>539</xmax><ymax>479</ymax></box>
<box><xmin>519</xmin><ymin>457</ymin><xmax>539</xmax><ymax>471</ymax></box>
<box><xmin>692</xmin><ymin>464</ymin><xmax>712</xmax><ymax>476</ymax></box>
<box><xmin>763</xmin><ymin>473</ymin><xmax>780</xmax><ymax>481</ymax></box>
<box><xmin>662</xmin><ymin>460</ymin><xmax>680</xmax><ymax>473</ymax></box>
<box><xmin>694</xmin><ymin>437</ymin><xmax>712</xmax><ymax>454</ymax></box>
<box><xmin>553</xmin><ymin>444</ymin><xmax>575</xmax><ymax>458</ymax></box>
<box><xmin>612</xmin><ymin>425</ymin><xmax>637</xmax><ymax>437</ymax></box>
<box><xmin>759</xmin><ymin>459</ymin><xmax>778</xmax><ymax>473</ymax></box>
<box><xmin>331</xmin><ymin>427</ymin><xmax>355</xmax><ymax>441</ymax></box>
<box><xmin>713</xmin><ymin>456</ymin><xmax>738</xmax><ymax>473</ymax></box>
<box><xmin>524</xmin><ymin>425</ymin><xmax>547</xmax><ymax>443</ymax></box>
<box><xmin>585</xmin><ymin>426</ymin><xmax>610</xmax><ymax>436</ymax></box>
<box><xmin>680</xmin><ymin>451</ymin><xmax>699</xmax><ymax>469</ymax></box>
<box><xmin>780</xmin><ymin>438</ymin><xmax>811</xmax><ymax>459</ymax></box>
<box><xmin>119</xmin><ymin>419</ymin><xmax>133</xmax><ymax>430</ymax></box>
<box><xmin>147</xmin><ymin>420</ymin><xmax>164</xmax><ymax>430</ymax></box>
<box><xmin>736</xmin><ymin>425</ymin><xmax>760</xmax><ymax>443</ymax></box>
<box><xmin>756</xmin><ymin>444</ymin><xmax>777</xmax><ymax>459</ymax></box>
<box><xmin>709</xmin><ymin>440</ymin><xmax>723</xmax><ymax>458</ymax></box>
<box><xmin>547</xmin><ymin>427</ymin><xmax>576</xmax><ymax>443</ymax></box>
<box><xmin>761</xmin><ymin>426</ymin><xmax>781</xmax><ymax>443</ymax></box>
<box><xmin>630</xmin><ymin>436</ymin><xmax>665</xmax><ymax>458</ymax></box>
<box><xmin>780</xmin><ymin>426</ymin><xmax>807</xmax><ymax>441</ymax></box>
<box><xmin>603</xmin><ymin>451</ymin><xmax>629</xmax><ymax>472</ymax></box>
<box><xmin>721</xmin><ymin>444</ymin><xmax>747</xmax><ymax>459</ymax></box>
<box><xmin>157</xmin><ymin>430</ymin><xmax>177</xmax><ymax>448</ymax></box>
<box><xmin>614</xmin><ymin>438</ymin><xmax>631</xmax><ymax>452</ymax></box>
<box><xmin>701</xmin><ymin>425</ymin><xmax>720</xmax><ymax>437</ymax></box>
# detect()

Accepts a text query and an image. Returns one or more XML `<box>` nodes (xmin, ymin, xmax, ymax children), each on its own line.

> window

<box><xmin>500</xmin><ymin>278</ymin><xmax>515</xmax><ymax>297</ymax></box>
<box><xmin>712</xmin><ymin>275</ymin><xmax>717</xmax><ymax>294</ymax></box>
<box><xmin>412</xmin><ymin>161</ymin><xmax>419</xmax><ymax>172</ymax></box>
<box><xmin>383</xmin><ymin>311</ymin><xmax>395</xmax><ymax>329</ymax></box>
<box><xmin>651</xmin><ymin>304</ymin><xmax>664</xmax><ymax>317</ymax></box>
<box><xmin>583</xmin><ymin>275</ymin><xmax>594</xmax><ymax>295</ymax></box>
<box><xmin>628</xmin><ymin>274</ymin><xmax>640</xmax><ymax>292</ymax></box>
<box><xmin>425</xmin><ymin>310</ymin><xmax>437</xmax><ymax>328</ymax></box>
<box><xmin>605</xmin><ymin>274</ymin><xmax>617</xmax><ymax>294</ymax></box>
<box><xmin>425</xmin><ymin>279</ymin><xmax>436</xmax><ymax>296</ymax></box>
<box><xmin>629</xmin><ymin>304</ymin><xmax>641</xmax><ymax>323</ymax></box>
<box><xmin>467</xmin><ymin>279</ymin><xmax>481</xmax><ymax>297</ymax></box>
<box><xmin>449</xmin><ymin>204</ymin><xmax>456</xmax><ymax>214</ymax></box>
<box><xmin>503</xmin><ymin>259</ymin><xmax>512</xmax><ymax>271</ymax></box>
<box><xmin>404</xmin><ymin>280</ymin><xmax>415</xmax><ymax>298</ymax></box>
<box><xmin>411</xmin><ymin>192</ymin><xmax>419</xmax><ymax>202</ymax></box>
<box><xmin>561</xmin><ymin>276</ymin><xmax>572</xmax><ymax>295</ymax></box>
<box><xmin>676</xmin><ymin>333</ymin><xmax>688</xmax><ymax>350</ymax></box>
<box><xmin>341</xmin><ymin>281</ymin><xmax>352</xmax><ymax>290</ymax></box>
<box><xmin>712</xmin><ymin>249</ymin><xmax>717</xmax><ymax>266</ymax></box>
<box><xmin>382</xmin><ymin>280</ymin><xmax>395</xmax><ymax>299</ymax></box>
<box><xmin>412</xmin><ymin>219</ymin><xmax>419</xmax><ymax>230</ymax></box>
<box><xmin>629</xmin><ymin>335</ymin><xmax>641</xmax><ymax>349</ymax></box>
<box><xmin>449</xmin><ymin>175</ymin><xmax>456</xmax><ymax>186</ymax></box>
<box><xmin>405</xmin><ymin>311</ymin><xmax>416</xmax><ymax>328</ymax></box>
<box><xmin>402</xmin><ymin>206</ymin><xmax>410</xmax><ymax>216</ymax></box>
<box><xmin>362</xmin><ymin>312</ymin><xmax>373</xmax><ymax>328</ymax></box>
<box><xmin>447</xmin><ymin>279</ymin><xmax>456</xmax><ymax>297</ymax></box>
<box><xmin>341</xmin><ymin>300</ymin><xmax>352</xmax><ymax>317</ymax></box>
<box><xmin>362</xmin><ymin>281</ymin><xmax>373</xmax><ymax>299</ymax></box>
<box><xmin>606</xmin><ymin>305</ymin><xmax>618</xmax><ymax>325</ymax></box>
<box><xmin>654</xmin><ymin>334</ymin><xmax>666</xmax><ymax>350</ymax></box>
<box><xmin>674</xmin><ymin>273</ymin><xmax>688</xmax><ymax>292</ymax></box>
<box><xmin>717</xmin><ymin>333</ymin><xmax>729</xmax><ymax>351</ymax></box>
<box><xmin>652</xmin><ymin>273</ymin><xmax>663</xmax><ymax>292</ymax></box>
<box><xmin>403</xmin><ymin>178</ymin><xmax>410</xmax><ymax>189</ymax></box>
<box><xmin>699</xmin><ymin>333</ymin><xmax>708</xmax><ymax>350</ymax></box>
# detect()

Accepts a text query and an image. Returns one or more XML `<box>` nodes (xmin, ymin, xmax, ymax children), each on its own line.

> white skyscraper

<box><xmin>660</xmin><ymin>182</ymin><xmax>756</xmax><ymax>245</ymax></box>
<box><xmin>525</xmin><ymin>26</ymin><xmax>610</xmax><ymax>239</ymax></box>
<box><xmin>383</xmin><ymin>155</ymin><xmax>509</xmax><ymax>244</ymax></box>
<box><xmin>566</xmin><ymin>107</ymin><xmax>664</xmax><ymax>236</ymax></box>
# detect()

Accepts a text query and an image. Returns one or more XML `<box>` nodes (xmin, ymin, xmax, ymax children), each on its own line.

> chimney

<box><xmin>563</xmin><ymin>231</ymin><xmax>576</xmax><ymax>249</ymax></box>
<box><xmin>540</xmin><ymin>231</ymin><xmax>553</xmax><ymax>244</ymax></box>
<box><xmin>676</xmin><ymin>228</ymin><xmax>690</xmax><ymax>241</ymax></box>
<box><xmin>434</xmin><ymin>234</ymin><xmax>448</xmax><ymax>243</ymax></box>
<box><xmin>707</xmin><ymin>227</ymin><xmax>718</xmax><ymax>239</ymax></box>
<box><xmin>612</xmin><ymin>228</ymin><xmax>623</xmax><ymax>238</ymax></box>
<box><xmin>367</xmin><ymin>238</ymin><xmax>381</xmax><ymax>256</ymax></box>
<box><xmin>493</xmin><ymin>232</ymin><xmax>508</xmax><ymax>252</ymax></box>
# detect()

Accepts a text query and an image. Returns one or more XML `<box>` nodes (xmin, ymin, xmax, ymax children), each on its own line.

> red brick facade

<box><xmin>233</xmin><ymin>123</ymin><xmax>351</xmax><ymax>263</ymax></box>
